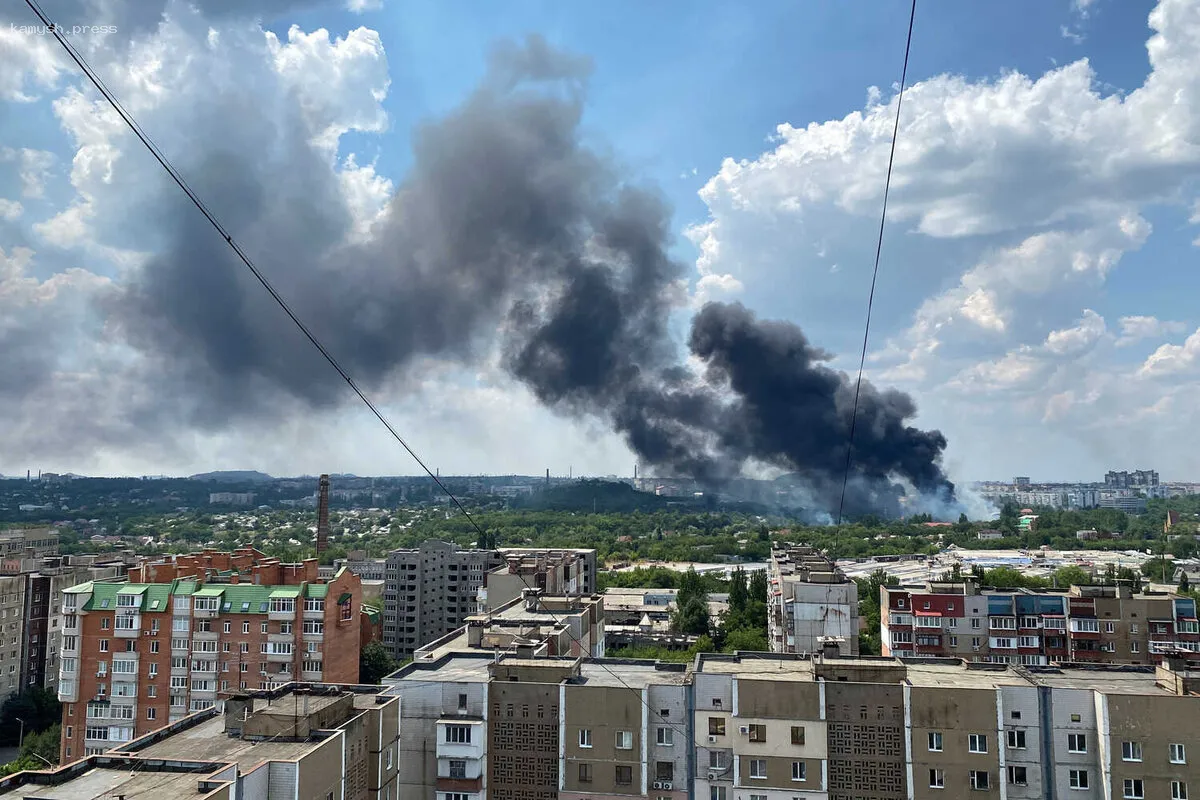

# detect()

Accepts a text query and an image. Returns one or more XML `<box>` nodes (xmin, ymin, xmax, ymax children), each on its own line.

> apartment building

<box><xmin>367</xmin><ymin>543</ymin><xmax>597</xmax><ymax>661</ymax></box>
<box><xmin>768</xmin><ymin>546</ymin><xmax>859</xmax><ymax>656</ymax></box>
<box><xmin>413</xmin><ymin>589</ymin><xmax>606</xmax><ymax>663</ymax></box>
<box><xmin>1</xmin><ymin>683</ymin><xmax>399</xmax><ymax>800</ymax></box>
<box><xmin>385</xmin><ymin>652</ymin><xmax>689</xmax><ymax>800</ymax></box>
<box><xmin>0</xmin><ymin>528</ymin><xmax>59</xmax><ymax>560</ymax></box>
<box><xmin>880</xmin><ymin>580</ymin><xmax>1200</xmax><ymax>665</ymax></box>
<box><xmin>57</xmin><ymin>549</ymin><xmax>363</xmax><ymax>762</ymax></box>
<box><xmin>377</xmin><ymin>541</ymin><xmax>502</xmax><ymax>660</ymax></box>
<box><xmin>481</xmin><ymin>548</ymin><xmax>598</xmax><ymax>611</ymax></box>
<box><xmin>692</xmin><ymin>652</ymin><xmax>1200</xmax><ymax>800</ymax></box>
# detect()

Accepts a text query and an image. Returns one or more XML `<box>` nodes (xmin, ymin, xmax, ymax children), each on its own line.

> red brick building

<box><xmin>57</xmin><ymin>548</ymin><xmax>362</xmax><ymax>762</ymax></box>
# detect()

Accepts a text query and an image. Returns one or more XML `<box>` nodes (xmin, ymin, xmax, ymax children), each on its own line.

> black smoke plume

<box><xmin>104</xmin><ymin>34</ymin><xmax>952</xmax><ymax>518</ymax></box>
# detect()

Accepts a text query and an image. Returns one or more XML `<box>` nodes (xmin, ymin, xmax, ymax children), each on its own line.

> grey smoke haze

<box><xmin>98</xmin><ymin>35</ymin><xmax>952</xmax><ymax>517</ymax></box>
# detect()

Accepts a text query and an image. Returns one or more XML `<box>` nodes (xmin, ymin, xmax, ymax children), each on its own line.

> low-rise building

<box><xmin>1</xmin><ymin>683</ymin><xmax>399</xmax><ymax>800</ymax></box>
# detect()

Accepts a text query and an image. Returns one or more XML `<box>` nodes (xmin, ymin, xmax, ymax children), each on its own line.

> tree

<box><xmin>359</xmin><ymin>640</ymin><xmax>400</xmax><ymax>684</ymax></box>
<box><xmin>1171</xmin><ymin>537</ymin><xmax>1198</xmax><ymax>560</ymax></box>
<box><xmin>728</xmin><ymin>568</ymin><xmax>748</xmax><ymax>616</ymax></box>
<box><xmin>672</xmin><ymin>597</ymin><xmax>711</xmax><ymax>637</ymax></box>
<box><xmin>1144</xmin><ymin>556</ymin><xmax>1175</xmax><ymax>584</ymax></box>
<box><xmin>748</xmin><ymin>569</ymin><xmax>768</xmax><ymax>603</ymax></box>
<box><xmin>724</xmin><ymin>627</ymin><xmax>768</xmax><ymax>652</ymax></box>
<box><xmin>1181</xmin><ymin>572</ymin><xmax>1191</xmax><ymax>594</ymax></box>
<box><xmin>1052</xmin><ymin>566</ymin><xmax>1093</xmax><ymax>588</ymax></box>
<box><xmin>0</xmin><ymin>687</ymin><xmax>59</xmax><ymax>746</ymax></box>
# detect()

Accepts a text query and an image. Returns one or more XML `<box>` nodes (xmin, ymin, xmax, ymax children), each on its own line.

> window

<box><xmin>928</xmin><ymin>731</ymin><xmax>943</xmax><ymax>751</ymax></box>
<box><xmin>709</xmin><ymin>786</ymin><xmax>727</xmax><ymax>800</ymax></box>
<box><xmin>1007</xmin><ymin>729</ymin><xmax>1026</xmax><ymax>749</ymax></box>
<box><xmin>749</xmin><ymin>759</ymin><xmax>767</xmax><ymax>779</ymax></box>
<box><xmin>99</xmin><ymin>639</ymin><xmax>109</xmax><ymax>652</ymax></box>
<box><xmin>1070</xmin><ymin>713</ymin><xmax>1082</xmax><ymax>723</ymax></box>
<box><xmin>1124</xmin><ymin>779</ymin><xmax>1144</xmax><ymax>799</ymax></box>
<box><xmin>1069</xmin><ymin>769</ymin><xmax>1089</xmax><ymax>790</ymax></box>
<box><xmin>1122</xmin><ymin>741</ymin><xmax>1143</xmax><ymax>762</ymax></box>
<box><xmin>1011</xmin><ymin>710</ymin><xmax>1022</xmax><ymax>720</ymax></box>
<box><xmin>150</xmin><ymin>641</ymin><xmax>159</xmax><ymax>654</ymax></box>
<box><xmin>656</xmin><ymin>727</ymin><xmax>673</xmax><ymax>746</ymax></box>
<box><xmin>792</xmin><ymin>761</ymin><xmax>806</xmax><ymax>781</ymax></box>
<box><xmin>1105</xmin><ymin>621</ymin><xmax>1116</xmax><ymax>633</ymax></box>
<box><xmin>303</xmin><ymin>620</ymin><xmax>324</xmax><ymax>635</ymax></box>
<box><xmin>101</xmin><ymin>618</ymin><xmax>109</xmax><ymax>630</ymax></box>
<box><xmin>972</xmin><ymin>618</ymin><xmax>981</xmax><ymax>629</ymax></box>
<box><xmin>708</xmin><ymin>750</ymin><xmax>726</xmax><ymax>769</ymax></box>
<box><xmin>578</xmin><ymin>763</ymin><xmax>592</xmax><ymax>783</ymax></box>
<box><xmin>269</xmin><ymin>598</ymin><xmax>295</xmax><ymax>613</ymax></box>
<box><xmin>748</xmin><ymin>723</ymin><xmax>766</xmax><ymax>742</ymax></box>
<box><xmin>615</xmin><ymin>730</ymin><xmax>633</xmax><ymax>750</ymax></box>
<box><xmin>261</xmin><ymin>622</ymin><xmax>269</xmax><ymax>634</ymax></box>
<box><xmin>929</xmin><ymin>768</ymin><xmax>945</xmax><ymax>789</ymax></box>
<box><xmin>304</xmin><ymin>598</ymin><xmax>324</xmax><ymax>612</ymax></box>
<box><xmin>448</xmin><ymin>760</ymin><xmax>466</xmax><ymax>779</ymax></box>
<box><xmin>114</xmin><ymin>615</ymin><xmax>136</xmax><ymax>631</ymax></box>
<box><xmin>1131</xmin><ymin>641</ymin><xmax>1140</xmax><ymax>653</ymax></box>
<box><xmin>970</xmin><ymin>771</ymin><xmax>990</xmax><ymax>791</ymax></box>
<box><xmin>1008</xmin><ymin>766</ymin><xmax>1028</xmax><ymax>786</ymax></box>
<box><xmin>147</xmin><ymin>708</ymin><xmax>156</xmax><ymax>720</ymax></box>
<box><xmin>170</xmin><ymin>676</ymin><xmax>188</xmax><ymax>689</ymax></box>
<box><xmin>969</xmin><ymin>733</ymin><xmax>988</xmax><ymax>753</ymax></box>
<box><xmin>709</xmin><ymin>717</ymin><xmax>726</xmax><ymax>736</ymax></box>
<box><xmin>615</xmin><ymin>765</ymin><xmax>632</xmax><ymax>785</ymax></box>
<box><xmin>445</xmin><ymin>724</ymin><xmax>471</xmax><ymax>744</ymax></box>
<box><xmin>579</xmin><ymin>729</ymin><xmax>592</xmax><ymax>748</ymax></box>
<box><xmin>341</xmin><ymin>601</ymin><xmax>353</xmax><ymax>621</ymax></box>
<box><xmin>147</xmin><ymin>685</ymin><xmax>156</xmax><ymax>697</ymax></box>
<box><xmin>791</xmin><ymin>725</ymin><xmax>805</xmax><ymax>745</ymax></box>
<box><xmin>1173</xmin><ymin>781</ymin><xmax>1189</xmax><ymax>800</ymax></box>
<box><xmin>656</xmin><ymin>761</ymin><xmax>673</xmax><ymax>781</ymax></box>
<box><xmin>1172</xmin><ymin>743</ymin><xmax>1187</xmax><ymax>764</ymax></box>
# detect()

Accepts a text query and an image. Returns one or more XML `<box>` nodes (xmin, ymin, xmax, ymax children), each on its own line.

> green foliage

<box><xmin>855</xmin><ymin>569</ymin><xmax>899</xmax><ymax>656</ymax></box>
<box><xmin>975</xmin><ymin>566</ymin><xmax>1049</xmax><ymax>590</ymax></box>
<box><xmin>359</xmin><ymin>640</ymin><xmax>400</xmax><ymax>684</ymax></box>
<box><xmin>1144</xmin><ymin>556</ymin><xmax>1176</xmax><ymax>584</ymax></box>
<box><xmin>1181</xmin><ymin>572</ymin><xmax>1191</xmax><ymax>593</ymax></box>
<box><xmin>728</xmin><ymin>568</ymin><xmax>748</xmax><ymax>616</ymax></box>
<box><xmin>723</xmin><ymin>627</ymin><xmax>768</xmax><ymax>652</ymax></box>
<box><xmin>1051</xmin><ymin>566</ymin><xmax>1093</xmax><ymax>587</ymax></box>
<box><xmin>0</xmin><ymin>687</ymin><xmax>60</xmax><ymax>746</ymax></box>
<box><xmin>672</xmin><ymin>597</ymin><xmax>711</xmax><ymax>637</ymax></box>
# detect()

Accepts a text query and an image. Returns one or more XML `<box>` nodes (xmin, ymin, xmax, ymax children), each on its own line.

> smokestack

<box><xmin>316</xmin><ymin>474</ymin><xmax>330</xmax><ymax>555</ymax></box>
<box><xmin>634</xmin><ymin>464</ymin><xmax>638</xmax><ymax>480</ymax></box>
<box><xmin>545</xmin><ymin>468</ymin><xmax>550</xmax><ymax>486</ymax></box>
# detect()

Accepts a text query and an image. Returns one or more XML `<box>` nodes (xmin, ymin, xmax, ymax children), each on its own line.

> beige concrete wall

<box><xmin>1105</xmin><ymin>694</ymin><xmax>1200</xmax><ymax>800</ymax></box>
<box><xmin>563</xmin><ymin>684</ymin><xmax>644</xmax><ymax>796</ymax></box>
<box><xmin>298</xmin><ymin>735</ymin><xmax>345</xmax><ymax>800</ymax></box>
<box><xmin>909</xmin><ymin>686</ymin><xmax>1000</xmax><ymax>800</ymax></box>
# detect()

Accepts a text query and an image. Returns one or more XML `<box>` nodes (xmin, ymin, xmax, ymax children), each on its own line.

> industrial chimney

<box><xmin>316</xmin><ymin>474</ymin><xmax>331</xmax><ymax>554</ymax></box>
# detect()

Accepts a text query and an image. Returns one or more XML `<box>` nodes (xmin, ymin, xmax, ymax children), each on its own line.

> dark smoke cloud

<box><xmin>98</xmin><ymin>34</ymin><xmax>951</xmax><ymax>517</ymax></box>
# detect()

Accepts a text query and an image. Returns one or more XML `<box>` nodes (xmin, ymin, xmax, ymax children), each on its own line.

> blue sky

<box><xmin>3</xmin><ymin>0</ymin><xmax>1200</xmax><ymax>489</ymax></box>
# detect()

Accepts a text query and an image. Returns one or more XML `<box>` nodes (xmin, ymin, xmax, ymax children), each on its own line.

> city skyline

<box><xmin>4</xmin><ymin>0</ymin><xmax>1200</xmax><ymax>489</ymax></box>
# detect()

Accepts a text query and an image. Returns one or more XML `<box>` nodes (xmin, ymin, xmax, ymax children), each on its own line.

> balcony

<box><xmin>301</xmin><ymin>668</ymin><xmax>323</xmax><ymax>681</ymax></box>
<box><xmin>268</xmin><ymin>632</ymin><xmax>295</xmax><ymax>644</ymax></box>
<box><xmin>114</xmin><ymin>616</ymin><xmax>141</xmax><ymax>638</ymax></box>
<box><xmin>191</xmin><ymin>605</ymin><xmax>219</xmax><ymax>620</ymax></box>
<box><xmin>303</xmin><ymin>605</ymin><xmax>324</xmax><ymax>620</ymax></box>
<box><xmin>192</xmin><ymin>630</ymin><xmax>219</xmax><ymax>641</ymax></box>
<box><xmin>436</xmin><ymin>720</ymin><xmax>485</xmax><ymax>760</ymax></box>
<box><xmin>265</xmin><ymin>648</ymin><xmax>294</xmax><ymax>663</ymax></box>
<box><xmin>435</xmin><ymin>778</ymin><xmax>482</xmax><ymax>795</ymax></box>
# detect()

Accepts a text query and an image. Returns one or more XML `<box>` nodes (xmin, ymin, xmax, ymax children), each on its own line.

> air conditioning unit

<box><xmin>739</xmin><ymin>726</ymin><xmax>749</xmax><ymax>734</ymax></box>
<box><xmin>143</xmin><ymin>630</ymin><xmax>152</xmax><ymax>636</ymax></box>
<box><xmin>708</xmin><ymin>771</ymin><xmax>721</xmax><ymax>781</ymax></box>
<box><xmin>652</xmin><ymin>782</ymin><xmax>663</xmax><ymax>790</ymax></box>
<box><xmin>661</xmin><ymin>781</ymin><xmax>672</xmax><ymax>790</ymax></box>
<box><xmin>708</xmin><ymin>736</ymin><xmax>718</xmax><ymax>743</ymax></box>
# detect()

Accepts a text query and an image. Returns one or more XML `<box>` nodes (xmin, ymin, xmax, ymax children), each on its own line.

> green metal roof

<box><xmin>337</xmin><ymin>592</ymin><xmax>352</xmax><ymax>605</ymax></box>
<box><xmin>173</xmin><ymin>580</ymin><xmax>198</xmax><ymax>596</ymax></box>
<box><xmin>193</xmin><ymin>586</ymin><xmax>225</xmax><ymax>598</ymax></box>
<box><xmin>143</xmin><ymin>584</ymin><xmax>171</xmax><ymax>613</ymax></box>
<box><xmin>219</xmin><ymin>585</ymin><xmax>274</xmax><ymax>614</ymax></box>
<box><xmin>64</xmin><ymin>581</ymin><xmax>94</xmax><ymax>595</ymax></box>
<box><xmin>116</xmin><ymin>586</ymin><xmax>147</xmax><ymax>595</ymax></box>
<box><xmin>305</xmin><ymin>584</ymin><xmax>328</xmax><ymax>599</ymax></box>
<box><xmin>269</xmin><ymin>587</ymin><xmax>301</xmax><ymax>598</ymax></box>
<box><xmin>73</xmin><ymin>578</ymin><xmax>338</xmax><ymax>612</ymax></box>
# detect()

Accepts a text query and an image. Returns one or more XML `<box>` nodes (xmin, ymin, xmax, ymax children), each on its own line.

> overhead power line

<box><xmin>22</xmin><ymin>0</ymin><xmax>492</xmax><ymax>546</ymax></box>
<box><xmin>834</xmin><ymin>0</ymin><xmax>918</xmax><ymax>530</ymax></box>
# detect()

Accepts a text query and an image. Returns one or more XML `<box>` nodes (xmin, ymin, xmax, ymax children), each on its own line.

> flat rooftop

<box><xmin>1022</xmin><ymin>666</ymin><xmax>1176</xmax><ymax>695</ymax></box>
<box><xmin>136</xmin><ymin>715</ymin><xmax>321</xmax><ymax>767</ymax></box>
<box><xmin>697</xmin><ymin>656</ymin><xmax>817</xmax><ymax>682</ymax></box>
<box><xmin>1</xmin><ymin>767</ymin><xmax>208</xmax><ymax>800</ymax></box>
<box><xmin>904</xmin><ymin>663</ymin><xmax>1030</xmax><ymax>690</ymax></box>
<box><xmin>393</xmin><ymin>653</ymin><xmax>495</xmax><ymax>685</ymax></box>
<box><xmin>578</xmin><ymin>660</ymin><xmax>687</xmax><ymax>687</ymax></box>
